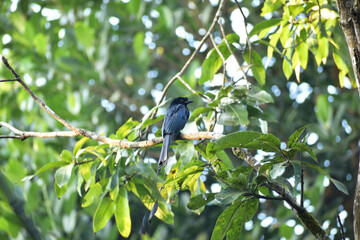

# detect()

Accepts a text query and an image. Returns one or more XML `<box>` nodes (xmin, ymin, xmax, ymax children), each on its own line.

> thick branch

<box><xmin>335</xmin><ymin>2</ymin><xmax>360</xmax><ymax>239</ymax></box>
<box><xmin>0</xmin><ymin>121</ymin><xmax>223</xmax><ymax>148</ymax></box>
<box><xmin>232</xmin><ymin>147</ymin><xmax>330</xmax><ymax>240</ymax></box>
<box><xmin>1</xmin><ymin>57</ymin><xmax>82</xmax><ymax>135</ymax></box>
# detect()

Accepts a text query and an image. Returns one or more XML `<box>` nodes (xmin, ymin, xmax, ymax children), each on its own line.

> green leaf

<box><xmin>158</xmin><ymin>5</ymin><xmax>173</xmax><ymax>30</ymax></box>
<box><xmin>67</xmin><ymin>92</ymin><xmax>81</xmax><ymax>115</ymax></box>
<box><xmin>283</xmin><ymin>57</ymin><xmax>293</xmax><ymax>79</ymax></box>
<box><xmin>22</xmin><ymin>160</ymin><xmax>69</xmax><ymax>181</ymax></box>
<box><xmin>60</xmin><ymin>150</ymin><xmax>73</xmax><ymax>163</ymax></box>
<box><xmin>301</xmin><ymin>162</ymin><xmax>348</xmax><ymax>195</ymax></box>
<box><xmin>214</xmin><ymin>131</ymin><xmax>281</xmax><ymax>153</ymax></box>
<box><xmin>215</xmin><ymin>188</ymin><xmax>245</xmax><ymax>205</ymax></box>
<box><xmin>317</xmin><ymin>36</ymin><xmax>329</xmax><ymax>64</ymax></box>
<box><xmin>85</xmin><ymin>149</ymin><xmax>106</xmax><ymax>166</ymax></box>
<box><xmin>133</xmin><ymin>31</ymin><xmax>146</xmax><ymax>60</ymax></box>
<box><xmin>55</xmin><ymin>163</ymin><xmax>74</xmax><ymax>188</ymax></box>
<box><xmin>93</xmin><ymin>195</ymin><xmax>116</xmax><ymax>233</ymax></box>
<box><xmin>82</xmin><ymin>182</ymin><xmax>103</xmax><ymax>207</ymax></box>
<box><xmin>332</xmin><ymin>51</ymin><xmax>349</xmax><ymax>88</ymax></box>
<box><xmin>247</xmin><ymin>86</ymin><xmax>274</xmax><ymax>104</ymax></box>
<box><xmin>73</xmin><ymin>137</ymin><xmax>90</xmax><ymax>156</ymax></box>
<box><xmin>227</xmin><ymin>103</ymin><xmax>249</xmax><ymax>126</ymax></box>
<box><xmin>243</xmin><ymin>50</ymin><xmax>266</xmax><ymax>85</ymax></box>
<box><xmin>316</xmin><ymin>94</ymin><xmax>332</xmax><ymax>129</ymax></box>
<box><xmin>128</xmin><ymin>178</ymin><xmax>174</xmax><ymax>224</ymax></box>
<box><xmin>116</xmin><ymin>118</ymin><xmax>140</xmax><ymax>139</ymax></box>
<box><xmin>34</xmin><ymin>33</ymin><xmax>47</xmax><ymax>56</ymax></box>
<box><xmin>261</xmin><ymin>0</ymin><xmax>283</xmax><ymax>16</ymax></box>
<box><xmin>295</xmin><ymin>35</ymin><xmax>308</xmax><ymax>69</ymax></box>
<box><xmin>199</xmin><ymin>34</ymin><xmax>240</xmax><ymax>84</ymax></box>
<box><xmin>74</xmin><ymin>22</ymin><xmax>95</xmax><ymax>49</ymax></box>
<box><xmin>270</xmin><ymin>162</ymin><xmax>286</xmax><ymax>179</ymax></box>
<box><xmin>55</xmin><ymin>182</ymin><xmax>67</xmax><ymax>199</ymax></box>
<box><xmin>211</xmin><ymin>197</ymin><xmax>258</xmax><ymax>240</ymax></box>
<box><xmin>216</xmin><ymin>150</ymin><xmax>234</xmax><ymax>170</ymax></box>
<box><xmin>287</xmin><ymin>124</ymin><xmax>311</xmax><ymax>148</ymax></box>
<box><xmin>187</xmin><ymin>193</ymin><xmax>216</xmax><ymax>210</ymax></box>
<box><xmin>115</xmin><ymin>186</ymin><xmax>131</xmax><ymax>238</ymax></box>
<box><xmin>178</xmin><ymin>141</ymin><xmax>195</xmax><ymax>167</ymax></box>
<box><xmin>249</xmin><ymin>19</ymin><xmax>282</xmax><ymax>38</ymax></box>
<box><xmin>288</xmin><ymin>4</ymin><xmax>305</xmax><ymax>16</ymax></box>
<box><xmin>189</xmin><ymin>107</ymin><xmax>214</xmax><ymax>120</ymax></box>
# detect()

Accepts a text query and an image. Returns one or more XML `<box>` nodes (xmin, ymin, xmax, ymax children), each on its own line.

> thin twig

<box><xmin>0</xmin><ymin>78</ymin><xmax>21</xmax><ymax>82</ymax></box>
<box><xmin>234</xmin><ymin>0</ymin><xmax>252</xmax><ymax>79</ymax></box>
<box><xmin>209</xmin><ymin>34</ymin><xmax>227</xmax><ymax>86</ymax></box>
<box><xmin>218</xmin><ymin>20</ymin><xmax>250</xmax><ymax>86</ymax></box>
<box><xmin>337</xmin><ymin>215</ymin><xmax>346</xmax><ymax>240</ymax></box>
<box><xmin>300</xmin><ymin>145</ymin><xmax>304</xmax><ymax>208</ymax></box>
<box><xmin>177</xmin><ymin>76</ymin><xmax>212</xmax><ymax>102</ymax></box>
<box><xmin>0</xmin><ymin>58</ymin><xmax>224</xmax><ymax>149</ymax></box>
<box><xmin>243</xmin><ymin>192</ymin><xmax>284</xmax><ymax>201</ymax></box>
<box><xmin>1</xmin><ymin>56</ymin><xmax>82</xmax><ymax>135</ymax></box>
<box><xmin>232</xmin><ymin>147</ymin><xmax>330</xmax><ymax>240</ymax></box>
<box><xmin>150</xmin><ymin>0</ymin><xmax>225</xmax><ymax>119</ymax></box>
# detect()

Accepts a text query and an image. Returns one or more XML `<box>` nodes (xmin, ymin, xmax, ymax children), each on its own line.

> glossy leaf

<box><xmin>213</xmin><ymin>131</ymin><xmax>281</xmax><ymax>153</ymax></box>
<box><xmin>199</xmin><ymin>34</ymin><xmax>240</xmax><ymax>84</ymax></box>
<box><xmin>115</xmin><ymin>186</ymin><xmax>131</xmax><ymax>237</ymax></box>
<box><xmin>249</xmin><ymin>19</ymin><xmax>282</xmax><ymax>38</ymax></box>
<box><xmin>243</xmin><ymin>50</ymin><xmax>266</xmax><ymax>85</ymax></box>
<box><xmin>287</xmin><ymin>124</ymin><xmax>311</xmax><ymax>148</ymax></box>
<box><xmin>74</xmin><ymin>22</ymin><xmax>95</xmax><ymax>49</ymax></box>
<box><xmin>211</xmin><ymin>197</ymin><xmax>258</xmax><ymax>240</ymax></box>
<box><xmin>60</xmin><ymin>149</ymin><xmax>73</xmax><ymax>163</ymax></box>
<box><xmin>73</xmin><ymin>137</ymin><xmax>90</xmax><ymax>156</ymax></box>
<box><xmin>187</xmin><ymin>193</ymin><xmax>216</xmax><ymax>210</ymax></box>
<box><xmin>55</xmin><ymin>163</ymin><xmax>74</xmax><ymax>188</ymax></box>
<box><xmin>22</xmin><ymin>160</ymin><xmax>69</xmax><ymax>181</ymax></box>
<box><xmin>93</xmin><ymin>195</ymin><xmax>116</xmax><ymax>233</ymax></box>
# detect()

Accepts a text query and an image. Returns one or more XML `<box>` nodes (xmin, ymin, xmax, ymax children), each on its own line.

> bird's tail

<box><xmin>157</xmin><ymin>134</ymin><xmax>171</xmax><ymax>174</ymax></box>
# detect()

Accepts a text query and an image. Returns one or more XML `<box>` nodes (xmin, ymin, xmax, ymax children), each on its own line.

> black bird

<box><xmin>140</xmin><ymin>97</ymin><xmax>193</xmax><ymax>234</ymax></box>
<box><xmin>158</xmin><ymin>97</ymin><xmax>193</xmax><ymax>173</ymax></box>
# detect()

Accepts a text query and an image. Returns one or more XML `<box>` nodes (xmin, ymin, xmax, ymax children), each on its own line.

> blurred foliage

<box><xmin>0</xmin><ymin>0</ymin><xmax>359</xmax><ymax>239</ymax></box>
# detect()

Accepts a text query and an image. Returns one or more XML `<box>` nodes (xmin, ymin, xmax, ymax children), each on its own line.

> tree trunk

<box><xmin>335</xmin><ymin>1</ymin><xmax>360</xmax><ymax>239</ymax></box>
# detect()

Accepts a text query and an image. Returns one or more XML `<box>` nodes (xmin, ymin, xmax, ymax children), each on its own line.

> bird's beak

<box><xmin>186</xmin><ymin>100</ymin><xmax>194</xmax><ymax>104</ymax></box>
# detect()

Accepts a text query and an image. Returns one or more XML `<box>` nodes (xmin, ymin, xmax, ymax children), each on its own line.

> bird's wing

<box><xmin>162</xmin><ymin>104</ymin><xmax>189</xmax><ymax>138</ymax></box>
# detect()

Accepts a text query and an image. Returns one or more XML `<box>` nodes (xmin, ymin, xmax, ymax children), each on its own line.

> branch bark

<box><xmin>0</xmin><ymin>121</ymin><xmax>222</xmax><ymax>148</ymax></box>
<box><xmin>0</xmin><ymin>57</ymin><xmax>223</xmax><ymax>149</ymax></box>
<box><xmin>335</xmin><ymin>1</ymin><xmax>360</xmax><ymax>239</ymax></box>
<box><xmin>232</xmin><ymin>148</ymin><xmax>330</xmax><ymax>240</ymax></box>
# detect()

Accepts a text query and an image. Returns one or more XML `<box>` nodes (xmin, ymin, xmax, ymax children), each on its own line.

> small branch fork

<box><xmin>0</xmin><ymin>56</ymin><xmax>223</xmax><ymax>147</ymax></box>
<box><xmin>232</xmin><ymin>147</ymin><xmax>330</xmax><ymax>240</ymax></box>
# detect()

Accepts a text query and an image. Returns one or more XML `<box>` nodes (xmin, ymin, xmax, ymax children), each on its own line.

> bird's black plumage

<box><xmin>158</xmin><ymin>97</ymin><xmax>193</xmax><ymax>173</ymax></box>
<box><xmin>141</xmin><ymin>97</ymin><xmax>193</xmax><ymax>234</ymax></box>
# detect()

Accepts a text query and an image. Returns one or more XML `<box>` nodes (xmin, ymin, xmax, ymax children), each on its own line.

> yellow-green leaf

<box><xmin>115</xmin><ymin>186</ymin><xmax>131</xmax><ymax>237</ymax></box>
<box><xmin>93</xmin><ymin>195</ymin><xmax>116</xmax><ymax>233</ymax></box>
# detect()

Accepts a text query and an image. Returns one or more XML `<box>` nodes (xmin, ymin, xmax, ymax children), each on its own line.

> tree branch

<box><xmin>335</xmin><ymin>2</ymin><xmax>360</xmax><ymax>239</ymax></box>
<box><xmin>232</xmin><ymin>147</ymin><xmax>330</xmax><ymax>240</ymax></box>
<box><xmin>0</xmin><ymin>57</ymin><xmax>223</xmax><ymax>149</ymax></box>
<box><xmin>150</xmin><ymin>0</ymin><xmax>226</xmax><ymax>119</ymax></box>
<box><xmin>0</xmin><ymin>121</ymin><xmax>223</xmax><ymax>148</ymax></box>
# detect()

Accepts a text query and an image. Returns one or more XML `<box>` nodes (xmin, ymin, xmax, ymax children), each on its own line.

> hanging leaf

<box><xmin>115</xmin><ymin>186</ymin><xmax>131</xmax><ymax>237</ymax></box>
<box><xmin>243</xmin><ymin>50</ymin><xmax>266</xmax><ymax>85</ymax></box>
<box><xmin>93</xmin><ymin>195</ymin><xmax>116</xmax><ymax>233</ymax></box>
<box><xmin>55</xmin><ymin>163</ymin><xmax>74</xmax><ymax>188</ymax></box>
<box><xmin>211</xmin><ymin>197</ymin><xmax>258</xmax><ymax>240</ymax></box>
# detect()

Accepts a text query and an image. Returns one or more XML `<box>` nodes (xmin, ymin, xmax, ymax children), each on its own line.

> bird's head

<box><xmin>170</xmin><ymin>97</ymin><xmax>193</xmax><ymax>106</ymax></box>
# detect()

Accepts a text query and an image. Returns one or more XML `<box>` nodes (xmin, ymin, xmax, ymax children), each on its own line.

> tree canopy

<box><xmin>0</xmin><ymin>0</ymin><xmax>359</xmax><ymax>239</ymax></box>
